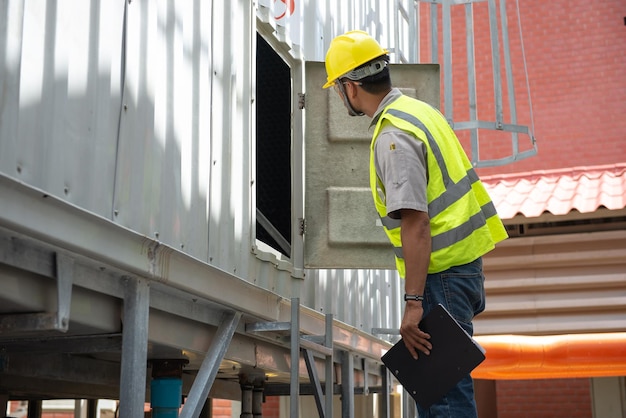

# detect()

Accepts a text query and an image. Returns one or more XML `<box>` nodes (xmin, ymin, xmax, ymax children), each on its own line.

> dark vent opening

<box><xmin>505</xmin><ymin>215</ymin><xmax>626</xmax><ymax>238</ymax></box>
<box><xmin>255</xmin><ymin>33</ymin><xmax>292</xmax><ymax>257</ymax></box>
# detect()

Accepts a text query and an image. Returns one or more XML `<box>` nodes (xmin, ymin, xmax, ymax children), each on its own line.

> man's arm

<box><xmin>399</xmin><ymin>208</ymin><xmax>432</xmax><ymax>359</ymax></box>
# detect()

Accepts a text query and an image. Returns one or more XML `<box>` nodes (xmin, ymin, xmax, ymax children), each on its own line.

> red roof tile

<box><xmin>481</xmin><ymin>163</ymin><xmax>626</xmax><ymax>219</ymax></box>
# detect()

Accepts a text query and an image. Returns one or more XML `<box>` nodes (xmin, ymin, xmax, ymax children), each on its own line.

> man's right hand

<box><xmin>400</xmin><ymin>302</ymin><xmax>432</xmax><ymax>359</ymax></box>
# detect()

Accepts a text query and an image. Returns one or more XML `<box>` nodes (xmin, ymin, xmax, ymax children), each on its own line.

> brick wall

<box><xmin>262</xmin><ymin>396</ymin><xmax>281</xmax><ymax>418</ymax></box>
<box><xmin>211</xmin><ymin>398</ymin><xmax>232</xmax><ymax>418</ymax></box>
<box><xmin>207</xmin><ymin>396</ymin><xmax>280</xmax><ymax>418</ymax></box>
<box><xmin>496</xmin><ymin>379</ymin><xmax>592</xmax><ymax>418</ymax></box>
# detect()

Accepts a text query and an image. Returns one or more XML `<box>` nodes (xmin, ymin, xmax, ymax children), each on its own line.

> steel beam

<box><xmin>0</xmin><ymin>251</ymin><xmax>73</xmax><ymax>335</ymax></box>
<box><xmin>0</xmin><ymin>176</ymin><xmax>393</xmax><ymax>366</ymax></box>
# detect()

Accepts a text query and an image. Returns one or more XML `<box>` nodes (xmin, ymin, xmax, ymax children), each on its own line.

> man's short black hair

<box><xmin>341</xmin><ymin>55</ymin><xmax>391</xmax><ymax>94</ymax></box>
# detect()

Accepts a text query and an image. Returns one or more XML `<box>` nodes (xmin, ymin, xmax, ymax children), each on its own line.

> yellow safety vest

<box><xmin>369</xmin><ymin>95</ymin><xmax>508</xmax><ymax>277</ymax></box>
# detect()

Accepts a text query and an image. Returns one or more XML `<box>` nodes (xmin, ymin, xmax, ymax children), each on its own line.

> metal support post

<box><xmin>0</xmin><ymin>394</ymin><xmax>9</xmax><ymax>413</ymax></box>
<box><xmin>253</xmin><ymin>386</ymin><xmax>263</xmax><ymax>418</ymax></box>
<box><xmin>118</xmin><ymin>277</ymin><xmax>150</xmax><ymax>418</ymax></box>
<box><xmin>179</xmin><ymin>311</ymin><xmax>242</xmax><ymax>418</ymax></box>
<box><xmin>150</xmin><ymin>359</ymin><xmax>188</xmax><ymax>418</ymax></box>
<box><xmin>245</xmin><ymin>301</ymin><xmax>335</xmax><ymax>418</ymax></box>
<box><xmin>74</xmin><ymin>399</ymin><xmax>87</xmax><ymax>418</ymax></box>
<box><xmin>87</xmin><ymin>399</ymin><xmax>98</xmax><ymax>418</ymax></box>
<box><xmin>380</xmin><ymin>365</ymin><xmax>390</xmax><ymax>418</ymax></box>
<box><xmin>340</xmin><ymin>351</ymin><xmax>354</xmax><ymax>418</ymax></box>
<box><xmin>361</xmin><ymin>358</ymin><xmax>369</xmax><ymax>396</ymax></box>
<box><xmin>402</xmin><ymin>391</ymin><xmax>416</xmax><ymax>418</ymax></box>
<box><xmin>324</xmin><ymin>314</ymin><xmax>334</xmax><ymax>418</ymax></box>
<box><xmin>27</xmin><ymin>400</ymin><xmax>42</xmax><ymax>418</ymax></box>
<box><xmin>303</xmin><ymin>349</ymin><xmax>325</xmax><ymax>418</ymax></box>
<box><xmin>0</xmin><ymin>394</ymin><xmax>8</xmax><ymax>417</ymax></box>
<box><xmin>241</xmin><ymin>385</ymin><xmax>253</xmax><ymax>418</ymax></box>
<box><xmin>290</xmin><ymin>298</ymin><xmax>300</xmax><ymax>418</ymax></box>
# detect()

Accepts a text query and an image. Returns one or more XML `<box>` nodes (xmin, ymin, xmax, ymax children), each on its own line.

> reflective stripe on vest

<box><xmin>392</xmin><ymin>201</ymin><xmax>499</xmax><ymax>259</ymax></box>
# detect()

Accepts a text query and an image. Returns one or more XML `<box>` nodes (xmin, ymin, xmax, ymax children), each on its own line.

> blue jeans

<box><xmin>416</xmin><ymin>257</ymin><xmax>486</xmax><ymax>418</ymax></box>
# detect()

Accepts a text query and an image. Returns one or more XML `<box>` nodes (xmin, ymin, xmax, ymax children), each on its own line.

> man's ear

<box><xmin>346</xmin><ymin>81</ymin><xmax>359</xmax><ymax>98</ymax></box>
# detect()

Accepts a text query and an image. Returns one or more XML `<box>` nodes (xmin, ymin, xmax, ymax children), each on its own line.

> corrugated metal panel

<box><xmin>260</xmin><ymin>0</ymin><xmax>415</xmax><ymax>63</ymax></box>
<box><xmin>478</xmin><ymin>230</ymin><xmax>626</xmax><ymax>335</ymax></box>
<box><xmin>0</xmin><ymin>0</ymin><xmax>417</xmax><ymax>336</ymax></box>
<box><xmin>1</xmin><ymin>0</ymin><xmax>265</xmax><ymax>279</ymax></box>
<box><xmin>298</xmin><ymin>0</ymin><xmax>403</xmax><ymax>62</ymax></box>
<box><xmin>0</xmin><ymin>1</ymin><xmax>124</xmax><ymax>218</ymax></box>
<box><xmin>303</xmin><ymin>268</ymin><xmax>403</xmax><ymax>339</ymax></box>
<box><xmin>114</xmin><ymin>0</ymin><xmax>259</xmax><ymax>270</ymax></box>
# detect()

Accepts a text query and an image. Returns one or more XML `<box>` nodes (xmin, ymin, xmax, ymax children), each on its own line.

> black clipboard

<box><xmin>381</xmin><ymin>303</ymin><xmax>486</xmax><ymax>408</ymax></box>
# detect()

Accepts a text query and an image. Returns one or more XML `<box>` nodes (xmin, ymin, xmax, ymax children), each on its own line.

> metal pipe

<box><xmin>253</xmin><ymin>387</ymin><xmax>264</xmax><ymax>418</ymax></box>
<box><xmin>150</xmin><ymin>359</ymin><xmax>188</xmax><ymax>418</ymax></box>
<box><xmin>151</xmin><ymin>378</ymin><xmax>183</xmax><ymax>418</ymax></box>
<box><xmin>241</xmin><ymin>385</ymin><xmax>253</xmax><ymax>418</ymax></box>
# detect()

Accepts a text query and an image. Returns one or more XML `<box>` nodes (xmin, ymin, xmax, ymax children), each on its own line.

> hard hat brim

<box><xmin>322</xmin><ymin>79</ymin><xmax>335</xmax><ymax>89</ymax></box>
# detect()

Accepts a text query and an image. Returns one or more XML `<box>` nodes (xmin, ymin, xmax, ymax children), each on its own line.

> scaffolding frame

<box><xmin>0</xmin><ymin>173</ymin><xmax>392</xmax><ymax>418</ymax></box>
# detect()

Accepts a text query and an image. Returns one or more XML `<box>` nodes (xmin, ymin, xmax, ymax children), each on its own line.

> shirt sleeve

<box><xmin>374</xmin><ymin>126</ymin><xmax>428</xmax><ymax>218</ymax></box>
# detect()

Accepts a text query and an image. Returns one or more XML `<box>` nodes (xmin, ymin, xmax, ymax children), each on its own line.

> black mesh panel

<box><xmin>256</xmin><ymin>33</ymin><xmax>291</xmax><ymax>256</ymax></box>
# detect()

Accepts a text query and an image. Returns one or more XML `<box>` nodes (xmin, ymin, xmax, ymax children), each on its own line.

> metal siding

<box><xmin>303</xmin><ymin>269</ymin><xmax>403</xmax><ymax>340</ymax></box>
<box><xmin>256</xmin><ymin>0</ymin><xmax>411</xmax><ymax>333</ymax></box>
<box><xmin>0</xmin><ymin>0</ymin><xmax>124</xmax><ymax>217</ymax></box>
<box><xmin>0</xmin><ymin>0</ymin><xmax>413</xmax><ymax>337</ymax></box>
<box><xmin>115</xmin><ymin>0</ymin><xmax>215</xmax><ymax>262</ymax></box>
<box><xmin>297</xmin><ymin>0</ymin><xmax>407</xmax><ymax>63</ymax></box>
<box><xmin>478</xmin><ymin>230</ymin><xmax>626</xmax><ymax>336</ymax></box>
<box><xmin>114</xmin><ymin>0</ymin><xmax>255</xmax><ymax>267</ymax></box>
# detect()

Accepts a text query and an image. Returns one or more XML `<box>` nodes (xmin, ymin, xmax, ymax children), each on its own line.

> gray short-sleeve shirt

<box><xmin>374</xmin><ymin>126</ymin><xmax>428</xmax><ymax>218</ymax></box>
<box><xmin>372</xmin><ymin>90</ymin><xmax>428</xmax><ymax>218</ymax></box>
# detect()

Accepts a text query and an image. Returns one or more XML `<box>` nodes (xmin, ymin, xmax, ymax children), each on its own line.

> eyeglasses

<box><xmin>333</xmin><ymin>80</ymin><xmax>363</xmax><ymax>95</ymax></box>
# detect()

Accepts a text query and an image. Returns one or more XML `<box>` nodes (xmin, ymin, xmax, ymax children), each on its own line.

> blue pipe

<box><xmin>151</xmin><ymin>377</ymin><xmax>182</xmax><ymax>418</ymax></box>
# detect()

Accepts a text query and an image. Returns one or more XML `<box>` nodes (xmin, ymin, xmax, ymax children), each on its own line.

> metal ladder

<box><xmin>395</xmin><ymin>0</ymin><xmax>537</xmax><ymax>168</ymax></box>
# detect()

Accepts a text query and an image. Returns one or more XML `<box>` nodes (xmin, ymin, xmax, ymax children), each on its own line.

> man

<box><xmin>323</xmin><ymin>30</ymin><xmax>508</xmax><ymax>417</ymax></box>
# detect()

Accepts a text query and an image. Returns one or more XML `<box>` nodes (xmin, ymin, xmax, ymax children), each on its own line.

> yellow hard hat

<box><xmin>323</xmin><ymin>30</ymin><xmax>389</xmax><ymax>89</ymax></box>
